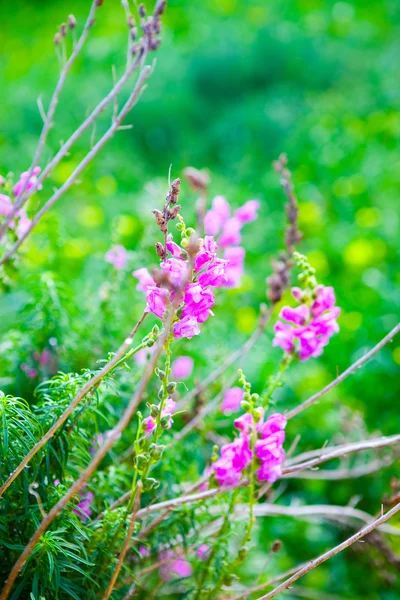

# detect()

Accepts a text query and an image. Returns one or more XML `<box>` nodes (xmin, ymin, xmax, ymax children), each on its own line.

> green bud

<box><xmin>146</xmin><ymin>338</ymin><xmax>155</xmax><ymax>347</ymax></box>
<box><xmin>186</xmin><ymin>227</ymin><xmax>195</xmax><ymax>237</ymax></box>
<box><xmin>156</xmin><ymin>368</ymin><xmax>165</xmax><ymax>380</ymax></box>
<box><xmin>143</xmin><ymin>477</ymin><xmax>160</xmax><ymax>492</ymax></box>
<box><xmin>181</xmin><ymin>238</ymin><xmax>188</xmax><ymax>248</ymax></box>
<box><xmin>176</xmin><ymin>222</ymin><xmax>184</xmax><ymax>231</ymax></box>
<box><xmin>251</xmin><ymin>393</ymin><xmax>259</xmax><ymax>402</ymax></box>
<box><xmin>135</xmin><ymin>454</ymin><xmax>148</xmax><ymax>471</ymax></box>
<box><xmin>253</xmin><ymin>407</ymin><xmax>263</xmax><ymax>422</ymax></box>
<box><xmin>149</xmin><ymin>443</ymin><xmax>165</xmax><ymax>460</ymax></box>
<box><xmin>158</xmin><ymin>387</ymin><xmax>163</xmax><ymax>399</ymax></box>
<box><xmin>152</xmin><ymin>324</ymin><xmax>159</xmax><ymax>336</ymax></box>
<box><xmin>160</xmin><ymin>415</ymin><xmax>171</xmax><ymax>429</ymax></box>
<box><xmin>167</xmin><ymin>381</ymin><xmax>177</xmax><ymax>394</ymax></box>
<box><xmin>149</xmin><ymin>404</ymin><xmax>160</xmax><ymax>417</ymax></box>
<box><xmin>241</xmin><ymin>400</ymin><xmax>251</xmax><ymax>412</ymax></box>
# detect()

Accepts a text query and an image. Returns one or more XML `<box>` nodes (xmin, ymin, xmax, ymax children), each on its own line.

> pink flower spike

<box><xmin>172</xmin><ymin>356</ymin><xmax>194</xmax><ymax>379</ymax></box>
<box><xmin>219</xmin><ymin>217</ymin><xmax>242</xmax><ymax>247</ymax></box>
<box><xmin>311</xmin><ymin>285</ymin><xmax>336</xmax><ymax>317</ymax></box>
<box><xmin>132</xmin><ymin>268</ymin><xmax>155</xmax><ymax>293</ymax></box>
<box><xmin>212</xmin><ymin>195</ymin><xmax>231</xmax><ymax>220</ymax></box>
<box><xmin>234</xmin><ymin>199</ymin><xmax>260</xmax><ymax>224</ymax></box>
<box><xmin>221</xmin><ymin>387</ymin><xmax>244</xmax><ymax>414</ymax></box>
<box><xmin>105</xmin><ymin>245</ymin><xmax>128</xmax><ymax>270</ymax></box>
<box><xmin>280</xmin><ymin>305</ymin><xmax>310</xmax><ymax>325</ymax></box>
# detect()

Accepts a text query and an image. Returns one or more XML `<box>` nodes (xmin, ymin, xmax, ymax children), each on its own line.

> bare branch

<box><xmin>286</xmin><ymin>322</ymin><xmax>400</xmax><ymax>419</ymax></box>
<box><xmin>255</xmin><ymin>500</ymin><xmax>400</xmax><ymax>599</ymax></box>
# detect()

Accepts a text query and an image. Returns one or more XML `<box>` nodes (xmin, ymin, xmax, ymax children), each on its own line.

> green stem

<box><xmin>262</xmin><ymin>353</ymin><xmax>293</xmax><ymax>408</ymax></box>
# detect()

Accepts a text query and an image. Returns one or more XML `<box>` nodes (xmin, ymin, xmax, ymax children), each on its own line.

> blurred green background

<box><xmin>0</xmin><ymin>0</ymin><xmax>399</xmax><ymax>598</ymax></box>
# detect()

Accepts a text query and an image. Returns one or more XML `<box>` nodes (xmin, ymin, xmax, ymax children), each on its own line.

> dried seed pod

<box><xmin>152</xmin><ymin>209</ymin><xmax>167</xmax><ymax>232</ymax></box>
<box><xmin>54</xmin><ymin>32</ymin><xmax>62</xmax><ymax>46</ymax></box>
<box><xmin>60</xmin><ymin>23</ymin><xmax>67</xmax><ymax>36</ymax></box>
<box><xmin>183</xmin><ymin>166</ymin><xmax>210</xmax><ymax>191</ymax></box>
<box><xmin>155</xmin><ymin>242</ymin><xmax>166</xmax><ymax>260</ymax></box>
<box><xmin>168</xmin><ymin>205</ymin><xmax>181</xmax><ymax>220</ymax></box>
<box><xmin>68</xmin><ymin>14</ymin><xmax>77</xmax><ymax>30</ymax></box>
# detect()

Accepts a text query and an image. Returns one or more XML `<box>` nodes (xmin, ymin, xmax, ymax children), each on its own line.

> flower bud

<box><xmin>135</xmin><ymin>454</ymin><xmax>148</xmax><ymax>471</ymax></box>
<box><xmin>60</xmin><ymin>23</ymin><xmax>67</xmax><ymax>36</ymax></box>
<box><xmin>149</xmin><ymin>444</ymin><xmax>165</xmax><ymax>460</ymax></box>
<box><xmin>146</xmin><ymin>338</ymin><xmax>155</xmax><ymax>347</ymax></box>
<box><xmin>160</xmin><ymin>415</ymin><xmax>171</xmax><ymax>429</ymax></box>
<box><xmin>176</xmin><ymin>222</ymin><xmax>184</xmax><ymax>232</ymax></box>
<box><xmin>68</xmin><ymin>14</ymin><xmax>77</xmax><ymax>30</ymax></box>
<box><xmin>156</xmin><ymin>368</ymin><xmax>165</xmax><ymax>380</ymax></box>
<box><xmin>149</xmin><ymin>404</ymin><xmax>160</xmax><ymax>417</ymax></box>
<box><xmin>139</xmin><ymin>3</ymin><xmax>146</xmax><ymax>17</ymax></box>
<box><xmin>143</xmin><ymin>477</ymin><xmax>159</xmax><ymax>491</ymax></box>
<box><xmin>167</xmin><ymin>381</ymin><xmax>177</xmax><ymax>394</ymax></box>
<box><xmin>54</xmin><ymin>32</ymin><xmax>61</xmax><ymax>45</ymax></box>
<box><xmin>185</xmin><ymin>227</ymin><xmax>195</xmax><ymax>237</ymax></box>
<box><xmin>241</xmin><ymin>400</ymin><xmax>251</xmax><ymax>412</ymax></box>
<box><xmin>152</xmin><ymin>324</ymin><xmax>159</xmax><ymax>336</ymax></box>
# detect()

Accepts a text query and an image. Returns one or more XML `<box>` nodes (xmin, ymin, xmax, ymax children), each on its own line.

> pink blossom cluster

<box><xmin>142</xmin><ymin>398</ymin><xmax>176</xmax><ymax>434</ymax></box>
<box><xmin>221</xmin><ymin>386</ymin><xmax>244</xmax><ymax>414</ymax></box>
<box><xmin>212</xmin><ymin>411</ymin><xmax>287</xmax><ymax>486</ymax></box>
<box><xmin>133</xmin><ymin>235</ymin><xmax>229</xmax><ymax>339</ymax></box>
<box><xmin>273</xmin><ymin>285</ymin><xmax>340</xmax><ymax>361</ymax></box>
<box><xmin>0</xmin><ymin>167</ymin><xmax>41</xmax><ymax>238</ymax></box>
<box><xmin>204</xmin><ymin>196</ymin><xmax>259</xmax><ymax>288</ymax></box>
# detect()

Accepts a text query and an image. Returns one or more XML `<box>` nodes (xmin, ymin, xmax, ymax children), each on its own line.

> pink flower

<box><xmin>20</xmin><ymin>363</ymin><xmax>38</xmax><ymax>379</ymax></box>
<box><xmin>221</xmin><ymin>387</ymin><xmax>243</xmax><ymax>414</ymax></box>
<box><xmin>311</xmin><ymin>285</ymin><xmax>336</xmax><ymax>317</ymax></box>
<box><xmin>213</xmin><ymin>436</ymin><xmax>252</xmax><ymax>486</ymax></box>
<box><xmin>14</xmin><ymin>167</ymin><xmax>42</xmax><ymax>197</ymax></box>
<box><xmin>291</xmin><ymin>287</ymin><xmax>303</xmax><ymax>302</ymax></box>
<box><xmin>182</xmin><ymin>283</ymin><xmax>215</xmax><ymax>323</ymax></box>
<box><xmin>272</xmin><ymin>321</ymin><xmax>295</xmax><ymax>352</ymax></box>
<box><xmin>218</xmin><ymin>217</ymin><xmax>242</xmax><ymax>247</ymax></box>
<box><xmin>145</xmin><ymin>286</ymin><xmax>168</xmax><ymax>319</ymax></box>
<box><xmin>159</xmin><ymin>550</ymin><xmax>193</xmax><ymax>580</ymax></box>
<box><xmin>234</xmin><ymin>412</ymin><xmax>254</xmax><ymax>434</ymax></box>
<box><xmin>171</xmin><ymin>356</ymin><xmax>194</xmax><ymax>379</ymax></box>
<box><xmin>105</xmin><ymin>245</ymin><xmax>128</xmax><ymax>270</ymax></box>
<box><xmin>194</xmin><ymin>236</ymin><xmax>218</xmax><ymax>272</ymax></box>
<box><xmin>223</xmin><ymin>246</ymin><xmax>245</xmax><ymax>288</ymax></box>
<box><xmin>259</xmin><ymin>413</ymin><xmax>287</xmax><ymax>438</ymax></box>
<box><xmin>161</xmin><ymin>258</ymin><xmax>188</xmax><ymax>286</ymax></box>
<box><xmin>132</xmin><ymin>268</ymin><xmax>155</xmax><ymax>292</ymax></box>
<box><xmin>72</xmin><ymin>491</ymin><xmax>94</xmax><ymax>522</ymax></box>
<box><xmin>173</xmin><ymin>315</ymin><xmax>201</xmax><ymax>339</ymax></box>
<box><xmin>204</xmin><ymin>196</ymin><xmax>230</xmax><ymax>235</ymax></box>
<box><xmin>166</xmin><ymin>240</ymin><xmax>185</xmax><ymax>259</ymax></box>
<box><xmin>234</xmin><ymin>200</ymin><xmax>260</xmax><ymax>224</ymax></box>
<box><xmin>0</xmin><ymin>194</ymin><xmax>12</xmax><ymax>216</ymax></box>
<box><xmin>273</xmin><ymin>285</ymin><xmax>340</xmax><ymax>361</ymax></box>
<box><xmin>280</xmin><ymin>305</ymin><xmax>309</xmax><ymax>325</ymax></box>
<box><xmin>198</xmin><ymin>258</ymin><xmax>228</xmax><ymax>288</ymax></box>
<box><xmin>196</xmin><ymin>544</ymin><xmax>210</xmax><ymax>560</ymax></box>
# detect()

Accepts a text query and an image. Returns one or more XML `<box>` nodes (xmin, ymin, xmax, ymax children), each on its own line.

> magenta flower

<box><xmin>171</xmin><ymin>356</ymin><xmax>194</xmax><ymax>379</ymax></box>
<box><xmin>0</xmin><ymin>194</ymin><xmax>12</xmax><ymax>216</ymax></box>
<box><xmin>132</xmin><ymin>267</ymin><xmax>156</xmax><ymax>292</ymax></box>
<box><xmin>173</xmin><ymin>315</ymin><xmax>201</xmax><ymax>339</ymax></box>
<box><xmin>198</xmin><ymin>258</ymin><xmax>228</xmax><ymax>288</ymax></box>
<box><xmin>145</xmin><ymin>286</ymin><xmax>168</xmax><ymax>319</ymax></box>
<box><xmin>221</xmin><ymin>387</ymin><xmax>244</xmax><ymax>414</ymax></box>
<box><xmin>20</xmin><ymin>363</ymin><xmax>38</xmax><ymax>379</ymax></box>
<box><xmin>14</xmin><ymin>167</ymin><xmax>42</xmax><ymax>197</ymax></box>
<box><xmin>72</xmin><ymin>491</ymin><xmax>94</xmax><ymax>522</ymax></box>
<box><xmin>196</xmin><ymin>544</ymin><xmax>210</xmax><ymax>560</ymax></box>
<box><xmin>105</xmin><ymin>244</ymin><xmax>128</xmax><ymax>270</ymax></box>
<box><xmin>213</xmin><ymin>436</ymin><xmax>252</xmax><ymax>486</ymax></box>
<box><xmin>194</xmin><ymin>235</ymin><xmax>218</xmax><ymax>272</ymax></box>
<box><xmin>234</xmin><ymin>199</ymin><xmax>260</xmax><ymax>224</ymax></box>
<box><xmin>166</xmin><ymin>240</ymin><xmax>185</xmax><ymax>259</ymax></box>
<box><xmin>223</xmin><ymin>246</ymin><xmax>245</xmax><ymax>288</ymax></box>
<box><xmin>182</xmin><ymin>283</ymin><xmax>215</xmax><ymax>323</ymax></box>
<box><xmin>159</xmin><ymin>550</ymin><xmax>193</xmax><ymax>580</ymax></box>
<box><xmin>218</xmin><ymin>217</ymin><xmax>242</xmax><ymax>247</ymax></box>
<box><xmin>273</xmin><ymin>285</ymin><xmax>340</xmax><ymax>361</ymax></box>
<box><xmin>259</xmin><ymin>413</ymin><xmax>287</xmax><ymax>438</ymax></box>
<box><xmin>204</xmin><ymin>195</ymin><xmax>230</xmax><ymax>235</ymax></box>
<box><xmin>161</xmin><ymin>258</ymin><xmax>188</xmax><ymax>286</ymax></box>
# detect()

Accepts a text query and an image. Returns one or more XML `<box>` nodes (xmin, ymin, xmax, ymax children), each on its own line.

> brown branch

<box><xmin>286</xmin><ymin>322</ymin><xmax>400</xmax><ymax>419</ymax></box>
<box><xmin>0</xmin><ymin>63</ymin><xmax>153</xmax><ymax>266</ymax></box>
<box><xmin>255</xmin><ymin>500</ymin><xmax>400</xmax><ymax>599</ymax></box>
<box><xmin>0</xmin><ymin>1</ymin><xmax>99</xmax><ymax>241</ymax></box>
<box><xmin>0</xmin><ymin>311</ymin><xmax>147</xmax><ymax>499</ymax></box>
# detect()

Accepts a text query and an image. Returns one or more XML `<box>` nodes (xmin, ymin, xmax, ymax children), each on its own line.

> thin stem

<box><xmin>255</xmin><ymin>500</ymin><xmax>400</xmax><ymax>600</ymax></box>
<box><xmin>102</xmin><ymin>482</ymin><xmax>143</xmax><ymax>600</ymax></box>
<box><xmin>286</xmin><ymin>322</ymin><xmax>400</xmax><ymax>419</ymax></box>
<box><xmin>0</xmin><ymin>1</ymin><xmax>99</xmax><ymax>241</ymax></box>
<box><xmin>0</xmin><ymin>310</ymin><xmax>147</xmax><ymax>498</ymax></box>
<box><xmin>0</xmin><ymin>62</ymin><xmax>153</xmax><ymax>266</ymax></box>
